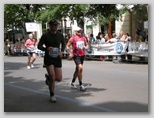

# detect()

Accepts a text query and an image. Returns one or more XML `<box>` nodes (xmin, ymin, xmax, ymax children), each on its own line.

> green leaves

<box><xmin>4</xmin><ymin>4</ymin><xmax>45</xmax><ymax>30</ymax></box>
<box><xmin>4</xmin><ymin>4</ymin><xmax>148</xmax><ymax>32</ymax></box>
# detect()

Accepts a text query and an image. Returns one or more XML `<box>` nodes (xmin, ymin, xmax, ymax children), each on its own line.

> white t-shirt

<box><xmin>110</xmin><ymin>38</ymin><xmax>118</xmax><ymax>43</ymax></box>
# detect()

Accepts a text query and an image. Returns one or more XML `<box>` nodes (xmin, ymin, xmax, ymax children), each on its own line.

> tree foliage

<box><xmin>4</xmin><ymin>4</ymin><xmax>148</xmax><ymax>31</ymax></box>
<box><xmin>4</xmin><ymin>4</ymin><xmax>44</xmax><ymax>31</ymax></box>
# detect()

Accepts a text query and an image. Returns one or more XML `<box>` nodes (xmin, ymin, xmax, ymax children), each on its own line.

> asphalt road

<box><xmin>4</xmin><ymin>56</ymin><xmax>148</xmax><ymax>112</ymax></box>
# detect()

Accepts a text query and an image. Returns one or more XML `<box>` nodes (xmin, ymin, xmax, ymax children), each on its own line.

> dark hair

<box><xmin>96</xmin><ymin>36</ymin><xmax>99</xmax><ymax>39</ymax></box>
<box><xmin>126</xmin><ymin>33</ymin><xmax>130</xmax><ymax>36</ymax></box>
<box><xmin>48</xmin><ymin>19</ymin><xmax>59</xmax><ymax>25</ymax></box>
<box><xmin>136</xmin><ymin>31</ymin><xmax>140</xmax><ymax>35</ymax></box>
<box><xmin>97</xmin><ymin>32</ymin><xmax>102</xmax><ymax>39</ymax></box>
<box><xmin>90</xmin><ymin>34</ymin><xmax>93</xmax><ymax>37</ymax></box>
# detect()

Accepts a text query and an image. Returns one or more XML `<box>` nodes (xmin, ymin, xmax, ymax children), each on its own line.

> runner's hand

<box><xmin>68</xmin><ymin>53</ymin><xmax>73</xmax><ymax>59</ymax></box>
<box><xmin>84</xmin><ymin>46</ymin><xmax>88</xmax><ymax>50</ymax></box>
<box><xmin>58</xmin><ymin>52</ymin><xmax>63</xmax><ymax>58</ymax></box>
<box><xmin>47</xmin><ymin>47</ymin><xmax>53</xmax><ymax>52</ymax></box>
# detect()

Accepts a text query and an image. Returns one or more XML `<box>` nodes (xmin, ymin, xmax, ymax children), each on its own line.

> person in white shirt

<box><xmin>99</xmin><ymin>33</ymin><xmax>106</xmax><ymax>43</ymax></box>
<box><xmin>107</xmin><ymin>33</ymin><xmax>117</xmax><ymax>43</ymax></box>
<box><xmin>110</xmin><ymin>33</ymin><xmax>117</xmax><ymax>43</ymax></box>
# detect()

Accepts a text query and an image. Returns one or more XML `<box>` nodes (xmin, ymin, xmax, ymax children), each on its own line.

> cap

<box><xmin>74</xmin><ymin>26</ymin><xmax>82</xmax><ymax>31</ymax></box>
<box><xmin>48</xmin><ymin>19</ymin><xmax>59</xmax><ymax>25</ymax></box>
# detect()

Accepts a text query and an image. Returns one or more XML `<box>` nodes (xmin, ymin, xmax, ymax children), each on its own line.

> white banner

<box><xmin>127</xmin><ymin>42</ymin><xmax>148</xmax><ymax>57</ymax></box>
<box><xmin>25</xmin><ymin>22</ymin><xmax>37</xmax><ymax>32</ymax></box>
<box><xmin>86</xmin><ymin>42</ymin><xmax>148</xmax><ymax>57</ymax></box>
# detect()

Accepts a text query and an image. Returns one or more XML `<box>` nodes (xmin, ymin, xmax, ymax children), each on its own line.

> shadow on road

<box><xmin>4</xmin><ymin>62</ymin><xmax>41</xmax><ymax>70</ymax></box>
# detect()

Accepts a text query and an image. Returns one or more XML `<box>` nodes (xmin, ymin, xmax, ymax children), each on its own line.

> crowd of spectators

<box><xmin>86</xmin><ymin>29</ymin><xmax>148</xmax><ymax>61</ymax></box>
<box><xmin>87</xmin><ymin>29</ymin><xmax>148</xmax><ymax>44</ymax></box>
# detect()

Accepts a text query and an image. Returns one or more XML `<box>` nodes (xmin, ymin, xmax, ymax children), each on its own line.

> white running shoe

<box><xmin>50</xmin><ymin>95</ymin><xmax>56</xmax><ymax>103</ymax></box>
<box><xmin>27</xmin><ymin>66</ymin><xmax>31</xmax><ymax>69</ymax></box>
<box><xmin>70</xmin><ymin>82</ymin><xmax>77</xmax><ymax>89</ymax></box>
<box><xmin>31</xmin><ymin>64</ymin><xmax>34</xmax><ymax>68</ymax></box>
<box><xmin>79</xmin><ymin>85</ymin><xmax>86</xmax><ymax>91</ymax></box>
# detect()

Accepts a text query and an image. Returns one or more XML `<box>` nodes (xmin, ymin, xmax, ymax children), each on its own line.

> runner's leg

<box><xmin>27</xmin><ymin>55</ymin><xmax>31</xmax><ymax>67</ymax></box>
<box><xmin>78</xmin><ymin>56</ymin><xmax>86</xmax><ymax>90</ymax></box>
<box><xmin>54</xmin><ymin>67</ymin><xmax>62</xmax><ymax>82</ymax></box>
<box><xmin>77</xmin><ymin>64</ymin><xmax>83</xmax><ymax>85</ymax></box>
<box><xmin>31</xmin><ymin>53</ymin><xmax>36</xmax><ymax>65</ymax></box>
<box><xmin>72</xmin><ymin>66</ymin><xmax>78</xmax><ymax>83</ymax></box>
<box><xmin>72</xmin><ymin>56</ymin><xmax>80</xmax><ymax>83</ymax></box>
<box><xmin>46</xmin><ymin>65</ymin><xmax>55</xmax><ymax>96</ymax></box>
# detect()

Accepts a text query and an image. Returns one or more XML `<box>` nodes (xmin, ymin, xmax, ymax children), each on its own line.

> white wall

<box><xmin>84</xmin><ymin>17</ymin><xmax>100</xmax><ymax>39</ymax></box>
<box><xmin>92</xmin><ymin>23</ymin><xmax>100</xmax><ymax>39</ymax></box>
<box><xmin>36</xmin><ymin>23</ymin><xmax>42</xmax><ymax>39</ymax></box>
<box><xmin>115</xmin><ymin>12</ymin><xmax>130</xmax><ymax>35</ymax></box>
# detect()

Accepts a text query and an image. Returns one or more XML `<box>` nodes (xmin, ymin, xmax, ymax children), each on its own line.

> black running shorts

<box><xmin>44</xmin><ymin>56</ymin><xmax>62</xmax><ymax>68</ymax></box>
<box><xmin>73</xmin><ymin>55</ymin><xmax>85</xmax><ymax>65</ymax></box>
<box><xmin>27</xmin><ymin>51</ymin><xmax>36</xmax><ymax>56</ymax></box>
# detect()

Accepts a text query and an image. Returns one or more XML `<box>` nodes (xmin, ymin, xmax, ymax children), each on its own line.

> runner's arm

<box><xmin>37</xmin><ymin>35</ymin><xmax>46</xmax><ymax>51</ymax></box>
<box><xmin>84</xmin><ymin>37</ymin><xmax>89</xmax><ymax>50</ymax></box>
<box><xmin>24</xmin><ymin>40</ymin><xmax>28</xmax><ymax>48</ymax></box>
<box><xmin>66</xmin><ymin>38</ymin><xmax>73</xmax><ymax>55</ymax></box>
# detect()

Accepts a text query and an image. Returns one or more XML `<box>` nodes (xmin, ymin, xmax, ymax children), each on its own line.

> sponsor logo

<box><xmin>116</xmin><ymin>43</ymin><xmax>123</xmax><ymax>54</ymax></box>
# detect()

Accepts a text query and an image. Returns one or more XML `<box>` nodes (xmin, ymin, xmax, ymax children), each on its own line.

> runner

<box><xmin>25</xmin><ymin>34</ymin><xmax>37</xmax><ymax>69</ymax></box>
<box><xmin>38</xmin><ymin>19</ymin><xmax>65</xmax><ymax>102</ymax></box>
<box><xmin>66</xmin><ymin>26</ymin><xmax>88</xmax><ymax>91</ymax></box>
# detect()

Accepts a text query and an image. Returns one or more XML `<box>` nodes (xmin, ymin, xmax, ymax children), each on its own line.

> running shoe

<box><xmin>70</xmin><ymin>82</ymin><xmax>77</xmax><ymax>89</ymax></box>
<box><xmin>45</xmin><ymin>74</ymin><xmax>50</xmax><ymax>85</ymax></box>
<box><xmin>31</xmin><ymin>64</ymin><xmax>34</xmax><ymax>68</ymax></box>
<box><xmin>50</xmin><ymin>95</ymin><xmax>56</xmax><ymax>103</ymax></box>
<box><xmin>79</xmin><ymin>85</ymin><xmax>86</xmax><ymax>91</ymax></box>
<box><xmin>27</xmin><ymin>66</ymin><xmax>31</xmax><ymax>69</ymax></box>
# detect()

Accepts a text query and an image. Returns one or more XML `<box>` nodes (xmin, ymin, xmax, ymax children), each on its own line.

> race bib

<box><xmin>76</xmin><ymin>41</ymin><xmax>85</xmax><ymax>50</ymax></box>
<box><xmin>49</xmin><ymin>47</ymin><xmax>59</xmax><ymax>58</ymax></box>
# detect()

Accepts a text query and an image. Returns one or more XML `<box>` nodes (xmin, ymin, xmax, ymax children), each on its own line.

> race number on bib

<box><xmin>49</xmin><ymin>47</ymin><xmax>59</xmax><ymax>58</ymax></box>
<box><xmin>76</xmin><ymin>41</ymin><xmax>85</xmax><ymax>50</ymax></box>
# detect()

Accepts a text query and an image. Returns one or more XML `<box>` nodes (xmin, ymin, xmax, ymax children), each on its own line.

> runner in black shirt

<box><xmin>38</xmin><ymin>19</ymin><xmax>65</xmax><ymax>102</ymax></box>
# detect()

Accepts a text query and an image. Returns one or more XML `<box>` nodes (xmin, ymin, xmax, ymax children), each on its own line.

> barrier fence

<box><xmin>9</xmin><ymin>42</ymin><xmax>148</xmax><ymax>59</ymax></box>
<box><xmin>86</xmin><ymin>42</ymin><xmax>148</xmax><ymax>57</ymax></box>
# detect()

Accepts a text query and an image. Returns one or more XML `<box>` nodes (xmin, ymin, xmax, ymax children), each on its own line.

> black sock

<box><xmin>50</xmin><ymin>92</ymin><xmax>54</xmax><ymax>96</ymax></box>
<box><xmin>72</xmin><ymin>78</ymin><xmax>76</xmax><ymax>83</ymax></box>
<box><xmin>79</xmin><ymin>81</ymin><xmax>82</xmax><ymax>86</ymax></box>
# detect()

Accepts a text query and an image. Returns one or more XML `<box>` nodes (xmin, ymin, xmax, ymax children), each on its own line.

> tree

<box><xmin>36</xmin><ymin>4</ymin><xmax>129</xmax><ymax>27</ymax></box>
<box><xmin>37</xmin><ymin>4</ymin><xmax>90</xmax><ymax>28</ymax></box>
<box><xmin>5</xmin><ymin>4</ymin><xmax>148</xmax><ymax>33</ymax></box>
<box><xmin>4</xmin><ymin>4</ymin><xmax>45</xmax><ymax>31</ymax></box>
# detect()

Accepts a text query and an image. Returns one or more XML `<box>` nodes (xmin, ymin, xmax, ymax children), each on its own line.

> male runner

<box><xmin>66</xmin><ymin>26</ymin><xmax>88</xmax><ymax>91</ymax></box>
<box><xmin>38</xmin><ymin>19</ymin><xmax>65</xmax><ymax>102</ymax></box>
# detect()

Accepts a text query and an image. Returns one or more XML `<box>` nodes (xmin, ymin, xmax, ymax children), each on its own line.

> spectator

<box><xmin>95</xmin><ymin>36</ymin><xmax>100</xmax><ymax>44</ymax></box>
<box><xmin>104</xmin><ymin>34</ymin><xmax>110</xmax><ymax>42</ymax></box>
<box><xmin>116</xmin><ymin>31</ymin><xmax>124</xmax><ymax>40</ymax></box>
<box><xmin>107</xmin><ymin>33</ymin><xmax>117</xmax><ymax>43</ymax></box>
<box><xmin>145</xmin><ymin>30</ymin><xmax>148</xmax><ymax>44</ymax></box>
<box><xmin>88</xmin><ymin>34</ymin><xmax>95</xmax><ymax>44</ymax></box>
<box><xmin>5</xmin><ymin>39</ymin><xmax>11</xmax><ymax>55</ymax></box>
<box><xmin>125</xmin><ymin>33</ymin><xmax>132</xmax><ymax>42</ymax></box>
<box><xmin>99</xmin><ymin>33</ymin><xmax>106</xmax><ymax>44</ymax></box>
<box><xmin>119</xmin><ymin>32</ymin><xmax>127</xmax><ymax>42</ymax></box>
<box><xmin>134</xmin><ymin>32</ymin><xmax>144</xmax><ymax>42</ymax></box>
